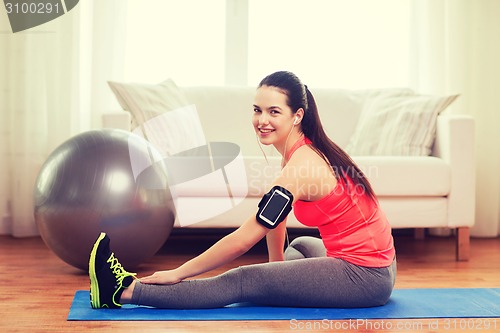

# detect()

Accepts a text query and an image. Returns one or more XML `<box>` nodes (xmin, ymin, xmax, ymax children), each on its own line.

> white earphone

<box><xmin>293</xmin><ymin>116</ymin><xmax>299</xmax><ymax>125</ymax></box>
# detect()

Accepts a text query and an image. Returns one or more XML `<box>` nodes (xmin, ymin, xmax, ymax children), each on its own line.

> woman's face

<box><xmin>252</xmin><ymin>85</ymin><xmax>296</xmax><ymax>146</ymax></box>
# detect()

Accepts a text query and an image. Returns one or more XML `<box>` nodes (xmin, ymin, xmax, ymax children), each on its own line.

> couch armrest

<box><xmin>102</xmin><ymin>111</ymin><xmax>131</xmax><ymax>131</ymax></box>
<box><xmin>432</xmin><ymin>114</ymin><xmax>475</xmax><ymax>228</ymax></box>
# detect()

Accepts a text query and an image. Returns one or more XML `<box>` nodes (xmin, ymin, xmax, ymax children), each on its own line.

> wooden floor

<box><xmin>1</xmin><ymin>230</ymin><xmax>499</xmax><ymax>333</ymax></box>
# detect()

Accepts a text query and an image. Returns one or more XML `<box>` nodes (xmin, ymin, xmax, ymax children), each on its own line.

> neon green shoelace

<box><xmin>107</xmin><ymin>252</ymin><xmax>137</xmax><ymax>286</ymax></box>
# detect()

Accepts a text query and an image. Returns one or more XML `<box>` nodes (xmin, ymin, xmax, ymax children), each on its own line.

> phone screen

<box><xmin>260</xmin><ymin>190</ymin><xmax>290</xmax><ymax>225</ymax></box>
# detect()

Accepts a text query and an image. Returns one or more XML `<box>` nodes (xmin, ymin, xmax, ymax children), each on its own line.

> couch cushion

<box><xmin>174</xmin><ymin>196</ymin><xmax>449</xmax><ymax>229</ymax></box>
<box><xmin>346</xmin><ymin>93</ymin><xmax>459</xmax><ymax>156</ymax></box>
<box><xmin>353</xmin><ymin>156</ymin><xmax>450</xmax><ymax>196</ymax></box>
<box><xmin>241</xmin><ymin>156</ymin><xmax>450</xmax><ymax>198</ymax></box>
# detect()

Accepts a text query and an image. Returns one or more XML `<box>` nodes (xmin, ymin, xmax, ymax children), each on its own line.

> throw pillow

<box><xmin>108</xmin><ymin>79</ymin><xmax>190</xmax><ymax>129</ymax></box>
<box><xmin>345</xmin><ymin>93</ymin><xmax>459</xmax><ymax>156</ymax></box>
<box><xmin>108</xmin><ymin>79</ymin><xmax>206</xmax><ymax>156</ymax></box>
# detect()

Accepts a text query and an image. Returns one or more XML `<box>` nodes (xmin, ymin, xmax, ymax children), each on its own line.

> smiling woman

<box><xmin>85</xmin><ymin>71</ymin><xmax>396</xmax><ymax>310</ymax></box>
<box><xmin>252</xmin><ymin>86</ymin><xmax>300</xmax><ymax>154</ymax></box>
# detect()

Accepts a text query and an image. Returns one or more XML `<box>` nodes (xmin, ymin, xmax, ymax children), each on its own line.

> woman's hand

<box><xmin>139</xmin><ymin>269</ymin><xmax>183</xmax><ymax>285</ymax></box>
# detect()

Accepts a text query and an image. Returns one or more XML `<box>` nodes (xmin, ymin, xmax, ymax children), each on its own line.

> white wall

<box><xmin>466</xmin><ymin>1</ymin><xmax>500</xmax><ymax>236</ymax></box>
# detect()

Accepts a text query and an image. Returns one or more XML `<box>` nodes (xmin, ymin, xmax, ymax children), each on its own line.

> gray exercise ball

<box><xmin>34</xmin><ymin>129</ymin><xmax>174</xmax><ymax>270</ymax></box>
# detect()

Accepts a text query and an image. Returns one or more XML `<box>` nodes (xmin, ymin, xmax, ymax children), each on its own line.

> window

<box><xmin>124</xmin><ymin>0</ymin><xmax>226</xmax><ymax>85</ymax></box>
<box><xmin>248</xmin><ymin>0</ymin><xmax>411</xmax><ymax>88</ymax></box>
<box><xmin>123</xmin><ymin>0</ymin><xmax>411</xmax><ymax>89</ymax></box>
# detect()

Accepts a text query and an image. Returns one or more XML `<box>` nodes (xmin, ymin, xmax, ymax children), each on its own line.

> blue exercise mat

<box><xmin>68</xmin><ymin>288</ymin><xmax>500</xmax><ymax>321</ymax></box>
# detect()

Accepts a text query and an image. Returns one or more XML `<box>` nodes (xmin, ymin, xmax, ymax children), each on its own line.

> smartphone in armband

<box><xmin>257</xmin><ymin>188</ymin><xmax>292</xmax><ymax>228</ymax></box>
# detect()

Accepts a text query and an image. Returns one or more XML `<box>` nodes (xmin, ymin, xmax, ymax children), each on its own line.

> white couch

<box><xmin>103</xmin><ymin>85</ymin><xmax>475</xmax><ymax>261</ymax></box>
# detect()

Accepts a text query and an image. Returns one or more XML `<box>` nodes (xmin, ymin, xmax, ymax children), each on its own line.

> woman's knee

<box><xmin>285</xmin><ymin>236</ymin><xmax>325</xmax><ymax>260</ymax></box>
<box><xmin>284</xmin><ymin>245</ymin><xmax>304</xmax><ymax>260</ymax></box>
<box><xmin>284</xmin><ymin>237</ymin><xmax>309</xmax><ymax>260</ymax></box>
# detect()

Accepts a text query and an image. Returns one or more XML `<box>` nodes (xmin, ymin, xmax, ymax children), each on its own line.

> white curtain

<box><xmin>411</xmin><ymin>0</ymin><xmax>500</xmax><ymax>237</ymax></box>
<box><xmin>0</xmin><ymin>1</ymin><xmax>128</xmax><ymax>236</ymax></box>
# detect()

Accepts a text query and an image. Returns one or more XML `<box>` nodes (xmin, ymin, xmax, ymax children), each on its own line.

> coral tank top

<box><xmin>290</xmin><ymin>137</ymin><xmax>395</xmax><ymax>267</ymax></box>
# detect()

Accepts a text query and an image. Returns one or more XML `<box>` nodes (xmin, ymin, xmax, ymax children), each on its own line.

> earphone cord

<box><xmin>285</xmin><ymin>230</ymin><xmax>290</xmax><ymax>249</ymax></box>
<box><xmin>256</xmin><ymin>118</ymin><xmax>296</xmax><ymax>253</ymax></box>
<box><xmin>282</xmin><ymin>120</ymin><xmax>297</xmax><ymax>251</ymax></box>
<box><xmin>255</xmin><ymin>132</ymin><xmax>290</xmax><ymax>253</ymax></box>
<box><xmin>281</xmin><ymin>121</ymin><xmax>296</xmax><ymax>168</ymax></box>
<box><xmin>255</xmin><ymin>134</ymin><xmax>269</xmax><ymax>166</ymax></box>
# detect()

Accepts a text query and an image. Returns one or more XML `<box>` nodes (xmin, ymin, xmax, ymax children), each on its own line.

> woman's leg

<box><xmin>284</xmin><ymin>236</ymin><xmax>326</xmax><ymax>260</ymax></box>
<box><xmin>130</xmin><ymin>257</ymin><xmax>396</xmax><ymax>309</ymax></box>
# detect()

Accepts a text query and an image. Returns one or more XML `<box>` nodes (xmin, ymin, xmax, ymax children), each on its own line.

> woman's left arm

<box><xmin>140</xmin><ymin>153</ymin><xmax>308</xmax><ymax>285</ymax></box>
<box><xmin>266</xmin><ymin>219</ymin><xmax>287</xmax><ymax>262</ymax></box>
<box><xmin>139</xmin><ymin>216</ymin><xmax>269</xmax><ymax>284</ymax></box>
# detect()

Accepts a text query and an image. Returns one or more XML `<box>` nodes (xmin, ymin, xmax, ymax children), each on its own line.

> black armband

<box><xmin>256</xmin><ymin>186</ymin><xmax>294</xmax><ymax>229</ymax></box>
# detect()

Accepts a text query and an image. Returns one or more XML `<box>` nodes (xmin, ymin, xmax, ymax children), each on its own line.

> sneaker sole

<box><xmin>89</xmin><ymin>232</ymin><xmax>106</xmax><ymax>309</ymax></box>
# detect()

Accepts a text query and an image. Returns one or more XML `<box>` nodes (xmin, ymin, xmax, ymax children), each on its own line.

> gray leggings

<box><xmin>131</xmin><ymin>236</ymin><xmax>396</xmax><ymax>309</ymax></box>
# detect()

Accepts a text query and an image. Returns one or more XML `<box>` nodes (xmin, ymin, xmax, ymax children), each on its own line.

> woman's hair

<box><xmin>258</xmin><ymin>71</ymin><xmax>376</xmax><ymax>199</ymax></box>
